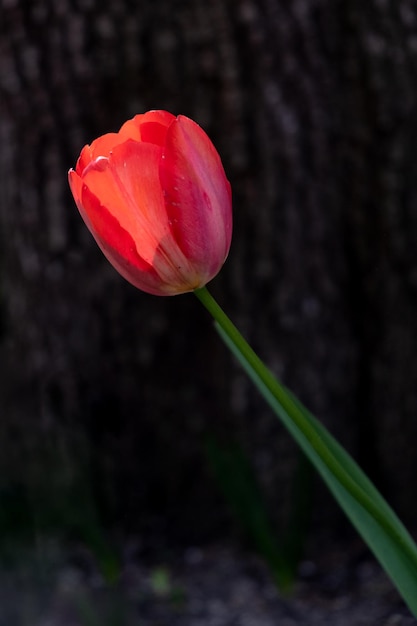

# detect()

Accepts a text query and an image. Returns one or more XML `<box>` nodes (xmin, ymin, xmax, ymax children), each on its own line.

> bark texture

<box><xmin>1</xmin><ymin>0</ymin><xmax>417</xmax><ymax>543</ymax></box>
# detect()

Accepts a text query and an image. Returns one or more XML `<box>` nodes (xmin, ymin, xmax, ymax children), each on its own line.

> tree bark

<box><xmin>1</xmin><ymin>0</ymin><xmax>417</xmax><ymax>542</ymax></box>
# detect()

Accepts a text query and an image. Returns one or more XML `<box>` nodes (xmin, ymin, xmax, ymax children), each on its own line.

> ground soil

<box><xmin>1</xmin><ymin>538</ymin><xmax>416</xmax><ymax>625</ymax></box>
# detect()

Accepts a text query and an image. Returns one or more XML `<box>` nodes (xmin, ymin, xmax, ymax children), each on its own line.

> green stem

<box><xmin>194</xmin><ymin>285</ymin><xmax>417</xmax><ymax>574</ymax></box>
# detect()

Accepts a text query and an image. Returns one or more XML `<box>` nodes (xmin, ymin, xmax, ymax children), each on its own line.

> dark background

<box><xmin>1</xmin><ymin>0</ymin><xmax>417</xmax><ymax>571</ymax></box>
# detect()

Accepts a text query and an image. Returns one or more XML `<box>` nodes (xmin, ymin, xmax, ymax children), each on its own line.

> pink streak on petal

<box><xmin>160</xmin><ymin>116</ymin><xmax>232</xmax><ymax>281</ymax></box>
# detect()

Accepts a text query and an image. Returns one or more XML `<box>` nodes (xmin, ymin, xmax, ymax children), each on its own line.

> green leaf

<box><xmin>215</xmin><ymin>321</ymin><xmax>417</xmax><ymax>616</ymax></box>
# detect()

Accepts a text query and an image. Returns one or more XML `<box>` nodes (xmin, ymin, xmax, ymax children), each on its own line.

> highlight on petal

<box><xmin>77</xmin><ymin>133</ymin><xmax>119</xmax><ymax>175</ymax></box>
<box><xmin>79</xmin><ymin>184</ymin><xmax>182</xmax><ymax>296</ymax></box>
<box><xmin>81</xmin><ymin>141</ymin><xmax>167</xmax><ymax>265</ymax></box>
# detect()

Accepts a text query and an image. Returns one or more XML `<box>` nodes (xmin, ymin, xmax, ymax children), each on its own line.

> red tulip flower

<box><xmin>68</xmin><ymin>110</ymin><xmax>232</xmax><ymax>295</ymax></box>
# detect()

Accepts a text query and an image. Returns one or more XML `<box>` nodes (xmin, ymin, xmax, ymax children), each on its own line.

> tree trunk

<box><xmin>1</xmin><ymin>0</ymin><xmax>417</xmax><ymax>543</ymax></box>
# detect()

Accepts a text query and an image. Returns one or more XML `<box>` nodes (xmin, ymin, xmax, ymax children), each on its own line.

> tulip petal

<box><xmin>106</xmin><ymin>139</ymin><xmax>202</xmax><ymax>290</ymax></box>
<box><xmin>76</xmin><ymin>111</ymin><xmax>175</xmax><ymax>175</ymax></box>
<box><xmin>139</xmin><ymin>122</ymin><xmax>170</xmax><ymax>146</ymax></box>
<box><xmin>81</xmin><ymin>141</ymin><xmax>166</xmax><ymax>263</ymax></box>
<box><xmin>141</xmin><ymin>110</ymin><xmax>176</xmax><ymax>126</ymax></box>
<box><xmin>118</xmin><ymin>110</ymin><xmax>175</xmax><ymax>146</ymax></box>
<box><xmin>68</xmin><ymin>169</ymin><xmax>85</xmax><ymax>218</ymax></box>
<box><xmin>79</xmin><ymin>180</ymin><xmax>182</xmax><ymax>295</ymax></box>
<box><xmin>79</xmin><ymin>140</ymin><xmax>200</xmax><ymax>292</ymax></box>
<box><xmin>68</xmin><ymin>169</ymin><xmax>161</xmax><ymax>289</ymax></box>
<box><xmin>76</xmin><ymin>133</ymin><xmax>120</xmax><ymax>175</ymax></box>
<box><xmin>160</xmin><ymin>116</ymin><xmax>232</xmax><ymax>279</ymax></box>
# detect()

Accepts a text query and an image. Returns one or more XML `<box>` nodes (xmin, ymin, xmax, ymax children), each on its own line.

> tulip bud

<box><xmin>68</xmin><ymin>110</ymin><xmax>232</xmax><ymax>296</ymax></box>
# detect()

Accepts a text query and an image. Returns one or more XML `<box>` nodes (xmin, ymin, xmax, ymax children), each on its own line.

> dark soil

<box><xmin>1</xmin><ymin>538</ymin><xmax>415</xmax><ymax>625</ymax></box>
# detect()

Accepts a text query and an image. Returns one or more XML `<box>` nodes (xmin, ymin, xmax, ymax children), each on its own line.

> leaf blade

<box><xmin>215</xmin><ymin>321</ymin><xmax>417</xmax><ymax>616</ymax></box>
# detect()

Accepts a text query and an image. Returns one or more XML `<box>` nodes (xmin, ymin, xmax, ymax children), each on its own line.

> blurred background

<box><xmin>1</xmin><ymin>0</ymin><xmax>417</xmax><ymax>623</ymax></box>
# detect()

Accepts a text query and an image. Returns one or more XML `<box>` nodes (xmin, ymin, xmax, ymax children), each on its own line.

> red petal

<box><xmin>118</xmin><ymin>117</ymin><xmax>143</xmax><ymax>143</ymax></box>
<box><xmin>81</xmin><ymin>141</ymin><xmax>166</xmax><ymax>263</ymax></box>
<box><xmin>119</xmin><ymin>110</ymin><xmax>175</xmax><ymax>145</ymax></box>
<box><xmin>77</xmin><ymin>133</ymin><xmax>120</xmax><ymax>174</ymax></box>
<box><xmin>139</xmin><ymin>122</ymin><xmax>170</xmax><ymax>146</ymax></box>
<box><xmin>140</xmin><ymin>110</ymin><xmax>175</xmax><ymax>128</ymax></box>
<box><xmin>79</xmin><ymin>140</ymin><xmax>198</xmax><ymax>291</ymax></box>
<box><xmin>160</xmin><ymin>116</ymin><xmax>232</xmax><ymax>280</ymax></box>
<box><xmin>106</xmin><ymin>140</ymin><xmax>203</xmax><ymax>287</ymax></box>
<box><xmin>79</xmin><ymin>183</ymin><xmax>173</xmax><ymax>295</ymax></box>
<box><xmin>68</xmin><ymin>169</ymin><xmax>83</xmax><ymax>212</ymax></box>
<box><xmin>76</xmin><ymin>112</ymin><xmax>176</xmax><ymax>175</ymax></box>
